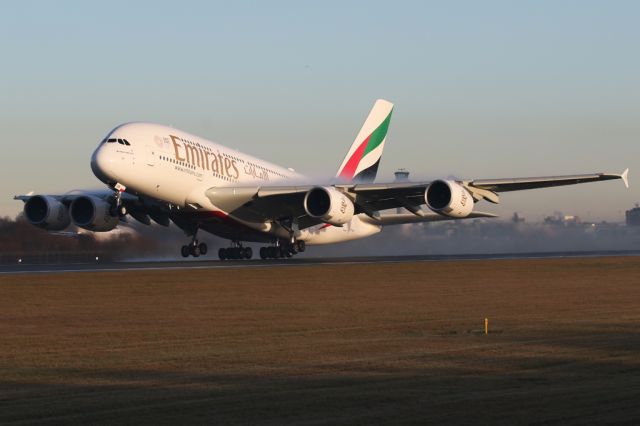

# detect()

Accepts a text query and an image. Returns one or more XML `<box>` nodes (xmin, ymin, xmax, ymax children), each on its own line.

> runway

<box><xmin>2</xmin><ymin>256</ymin><xmax>639</xmax><ymax>424</ymax></box>
<box><xmin>1</xmin><ymin>249</ymin><xmax>639</xmax><ymax>275</ymax></box>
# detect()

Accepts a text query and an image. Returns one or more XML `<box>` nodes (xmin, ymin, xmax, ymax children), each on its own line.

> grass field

<box><xmin>1</xmin><ymin>257</ymin><xmax>639</xmax><ymax>424</ymax></box>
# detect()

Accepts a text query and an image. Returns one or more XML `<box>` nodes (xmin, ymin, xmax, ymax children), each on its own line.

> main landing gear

<box><xmin>259</xmin><ymin>240</ymin><xmax>305</xmax><ymax>260</ymax></box>
<box><xmin>218</xmin><ymin>242</ymin><xmax>252</xmax><ymax>260</ymax></box>
<box><xmin>181</xmin><ymin>231</ymin><xmax>208</xmax><ymax>258</ymax></box>
<box><xmin>216</xmin><ymin>240</ymin><xmax>307</xmax><ymax>261</ymax></box>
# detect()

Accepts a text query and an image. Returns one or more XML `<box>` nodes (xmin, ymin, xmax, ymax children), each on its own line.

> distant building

<box><xmin>626</xmin><ymin>203</ymin><xmax>640</xmax><ymax>226</ymax></box>
<box><xmin>544</xmin><ymin>212</ymin><xmax>581</xmax><ymax>226</ymax></box>
<box><xmin>511</xmin><ymin>212</ymin><xmax>525</xmax><ymax>223</ymax></box>
<box><xmin>394</xmin><ymin>169</ymin><xmax>410</xmax><ymax>214</ymax></box>
<box><xmin>394</xmin><ymin>169</ymin><xmax>410</xmax><ymax>182</ymax></box>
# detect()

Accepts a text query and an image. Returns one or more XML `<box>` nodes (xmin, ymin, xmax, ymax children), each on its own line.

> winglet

<box><xmin>621</xmin><ymin>168</ymin><xmax>629</xmax><ymax>189</ymax></box>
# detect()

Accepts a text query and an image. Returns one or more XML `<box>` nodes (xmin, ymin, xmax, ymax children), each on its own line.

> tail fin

<box><xmin>336</xmin><ymin>99</ymin><xmax>394</xmax><ymax>183</ymax></box>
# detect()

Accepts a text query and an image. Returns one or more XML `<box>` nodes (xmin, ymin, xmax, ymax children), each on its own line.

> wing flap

<box><xmin>365</xmin><ymin>211</ymin><xmax>497</xmax><ymax>226</ymax></box>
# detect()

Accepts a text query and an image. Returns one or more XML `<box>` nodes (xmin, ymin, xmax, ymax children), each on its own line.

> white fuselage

<box><xmin>91</xmin><ymin>122</ymin><xmax>381</xmax><ymax>244</ymax></box>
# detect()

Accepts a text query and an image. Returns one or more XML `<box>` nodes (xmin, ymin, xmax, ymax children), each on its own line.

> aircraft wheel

<box><xmin>181</xmin><ymin>245</ymin><xmax>190</xmax><ymax>258</ymax></box>
<box><xmin>260</xmin><ymin>247</ymin><xmax>267</xmax><ymax>259</ymax></box>
<box><xmin>296</xmin><ymin>240</ymin><xmax>306</xmax><ymax>252</ymax></box>
<box><xmin>244</xmin><ymin>247</ymin><xmax>253</xmax><ymax>259</ymax></box>
<box><xmin>218</xmin><ymin>248</ymin><xmax>226</xmax><ymax>260</ymax></box>
<box><xmin>199</xmin><ymin>243</ymin><xmax>208</xmax><ymax>255</ymax></box>
<box><xmin>190</xmin><ymin>245</ymin><xmax>200</xmax><ymax>257</ymax></box>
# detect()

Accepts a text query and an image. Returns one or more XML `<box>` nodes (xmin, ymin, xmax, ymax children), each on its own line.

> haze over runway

<box><xmin>1</xmin><ymin>1</ymin><xmax>638</xmax><ymax>221</ymax></box>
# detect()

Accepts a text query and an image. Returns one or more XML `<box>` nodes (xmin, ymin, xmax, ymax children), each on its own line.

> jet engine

<box><xmin>425</xmin><ymin>180</ymin><xmax>474</xmax><ymax>218</ymax></box>
<box><xmin>70</xmin><ymin>195</ymin><xmax>119</xmax><ymax>232</ymax></box>
<box><xmin>304</xmin><ymin>186</ymin><xmax>354</xmax><ymax>226</ymax></box>
<box><xmin>23</xmin><ymin>195</ymin><xmax>71</xmax><ymax>230</ymax></box>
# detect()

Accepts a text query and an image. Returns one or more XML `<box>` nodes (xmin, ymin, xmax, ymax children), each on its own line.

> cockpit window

<box><xmin>101</xmin><ymin>137</ymin><xmax>130</xmax><ymax>145</ymax></box>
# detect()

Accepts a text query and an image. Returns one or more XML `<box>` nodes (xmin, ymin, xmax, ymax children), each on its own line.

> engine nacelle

<box><xmin>425</xmin><ymin>180</ymin><xmax>474</xmax><ymax>218</ymax></box>
<box><xmin>304</xmin><ymin>186</ymin><xmax>354</xmax><ymax>226</ymax></box>
<box><xmin>70</xmin><ymin>195</ymin><xmax>119</xmax><ymax>232</ymax></box>
<box><xmin>23</xmin><ymin>195</ymin><xmax>71</xmax><ymax>231</ymax></box>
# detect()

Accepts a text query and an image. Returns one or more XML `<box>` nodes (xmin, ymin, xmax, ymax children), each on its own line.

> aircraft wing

<box><xmin>205</xmin><ymin>169</ymin><xmax>628</xmax><ymax>229</ymax></box>
<box><xmin>468</xmin><ymin>169</ymin><xmax>629</xmax><ymax>192</ymax></box>
<box><xmin>345</xmin><ymin>169</ymin><xmax>628</xmax><ymax>209</ymax></box>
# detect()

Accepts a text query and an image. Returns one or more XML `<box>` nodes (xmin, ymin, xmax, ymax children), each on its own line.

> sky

<box><xmin>1</xmin><ymin>1</ymin><xmax>638</xmax><ymax>221</ymax></box>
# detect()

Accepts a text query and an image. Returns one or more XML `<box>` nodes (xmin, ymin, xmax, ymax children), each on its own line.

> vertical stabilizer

<box><xmin>336</xmin><ymin>99</ymin><xmax>394</xmax><ymax>183</ymax></box>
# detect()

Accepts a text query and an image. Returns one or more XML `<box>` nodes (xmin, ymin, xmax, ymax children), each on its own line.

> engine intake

<box><xmin>70</xmin><ymin>195</ymin><xmax>119</xmax><ymax>232</ymax></box>
<box><xmin>304</xmin><ymin>186</ymin><xmax>354</xmax><ymax>226</ymax></box>
<box><xmin>425</xmin><ymin>180</ymin><xmax>474</xmax><ymax>218</ymax></box>
<box><xmin>23</xmin><ymin>195</ymin><xmax>71</xmax><ymax>230</ymax></box>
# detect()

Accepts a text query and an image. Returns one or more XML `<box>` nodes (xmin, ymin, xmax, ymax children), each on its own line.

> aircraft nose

<box><xmin>91</xmin><ymin>144</ymin><xmax>115</xmax><ymax>183</ymax></box>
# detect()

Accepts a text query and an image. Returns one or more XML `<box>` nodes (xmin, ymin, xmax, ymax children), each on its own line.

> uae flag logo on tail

<box><xmin>336</xmin><ymin>99</ymin><xmax>394</xmax><ymax>183</ymax></box>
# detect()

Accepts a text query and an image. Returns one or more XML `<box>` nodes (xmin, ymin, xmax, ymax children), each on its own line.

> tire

<box><xmin>199</xmin><ymin>243</ymin><xmax>208</xmax><ymax>255</ymax></box>
<box><xmin>181</xmin><ymin>245</ymin><xmax>190</xmax><ymax>258</ymax></box>
<box><xmin>259</xmin><ymin>247</ymin><xmax>267</xmax><ymax>259</ymax></box>
<box><xmin>267</xmin><ymin>247</ymin><xmax>276</xmax><ymax>258</ymax></box>
<box><xmin>190</xmin><ymin>245</ymin><xmax>200</xmax><ymax>257</ymax></box>
<box><xmin>244</xmin><ymin>247</ymin><xmax>253</xmax><ymax>259</ymax></box>
<box><xmin>218</xmin><ymin>248</ymin><xmax>226</xmax><ymax>260</ymax></box>
<box><xmin>296</xmin><ymin>240</ymin><xmax>306</xmax><ymax>252</ymax></box>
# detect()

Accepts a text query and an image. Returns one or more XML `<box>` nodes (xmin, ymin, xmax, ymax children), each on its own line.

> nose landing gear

<box><xmin>109</xmin><ymin>183</ymin><xmax>128</xmax><ymax>218</ymax></box>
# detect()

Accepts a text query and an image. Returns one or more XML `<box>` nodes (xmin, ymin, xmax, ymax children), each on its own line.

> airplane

<box><xmin>15</xmin><ymin>99</ymin><xmax>629</xmax><ymax>260</ymax></box>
